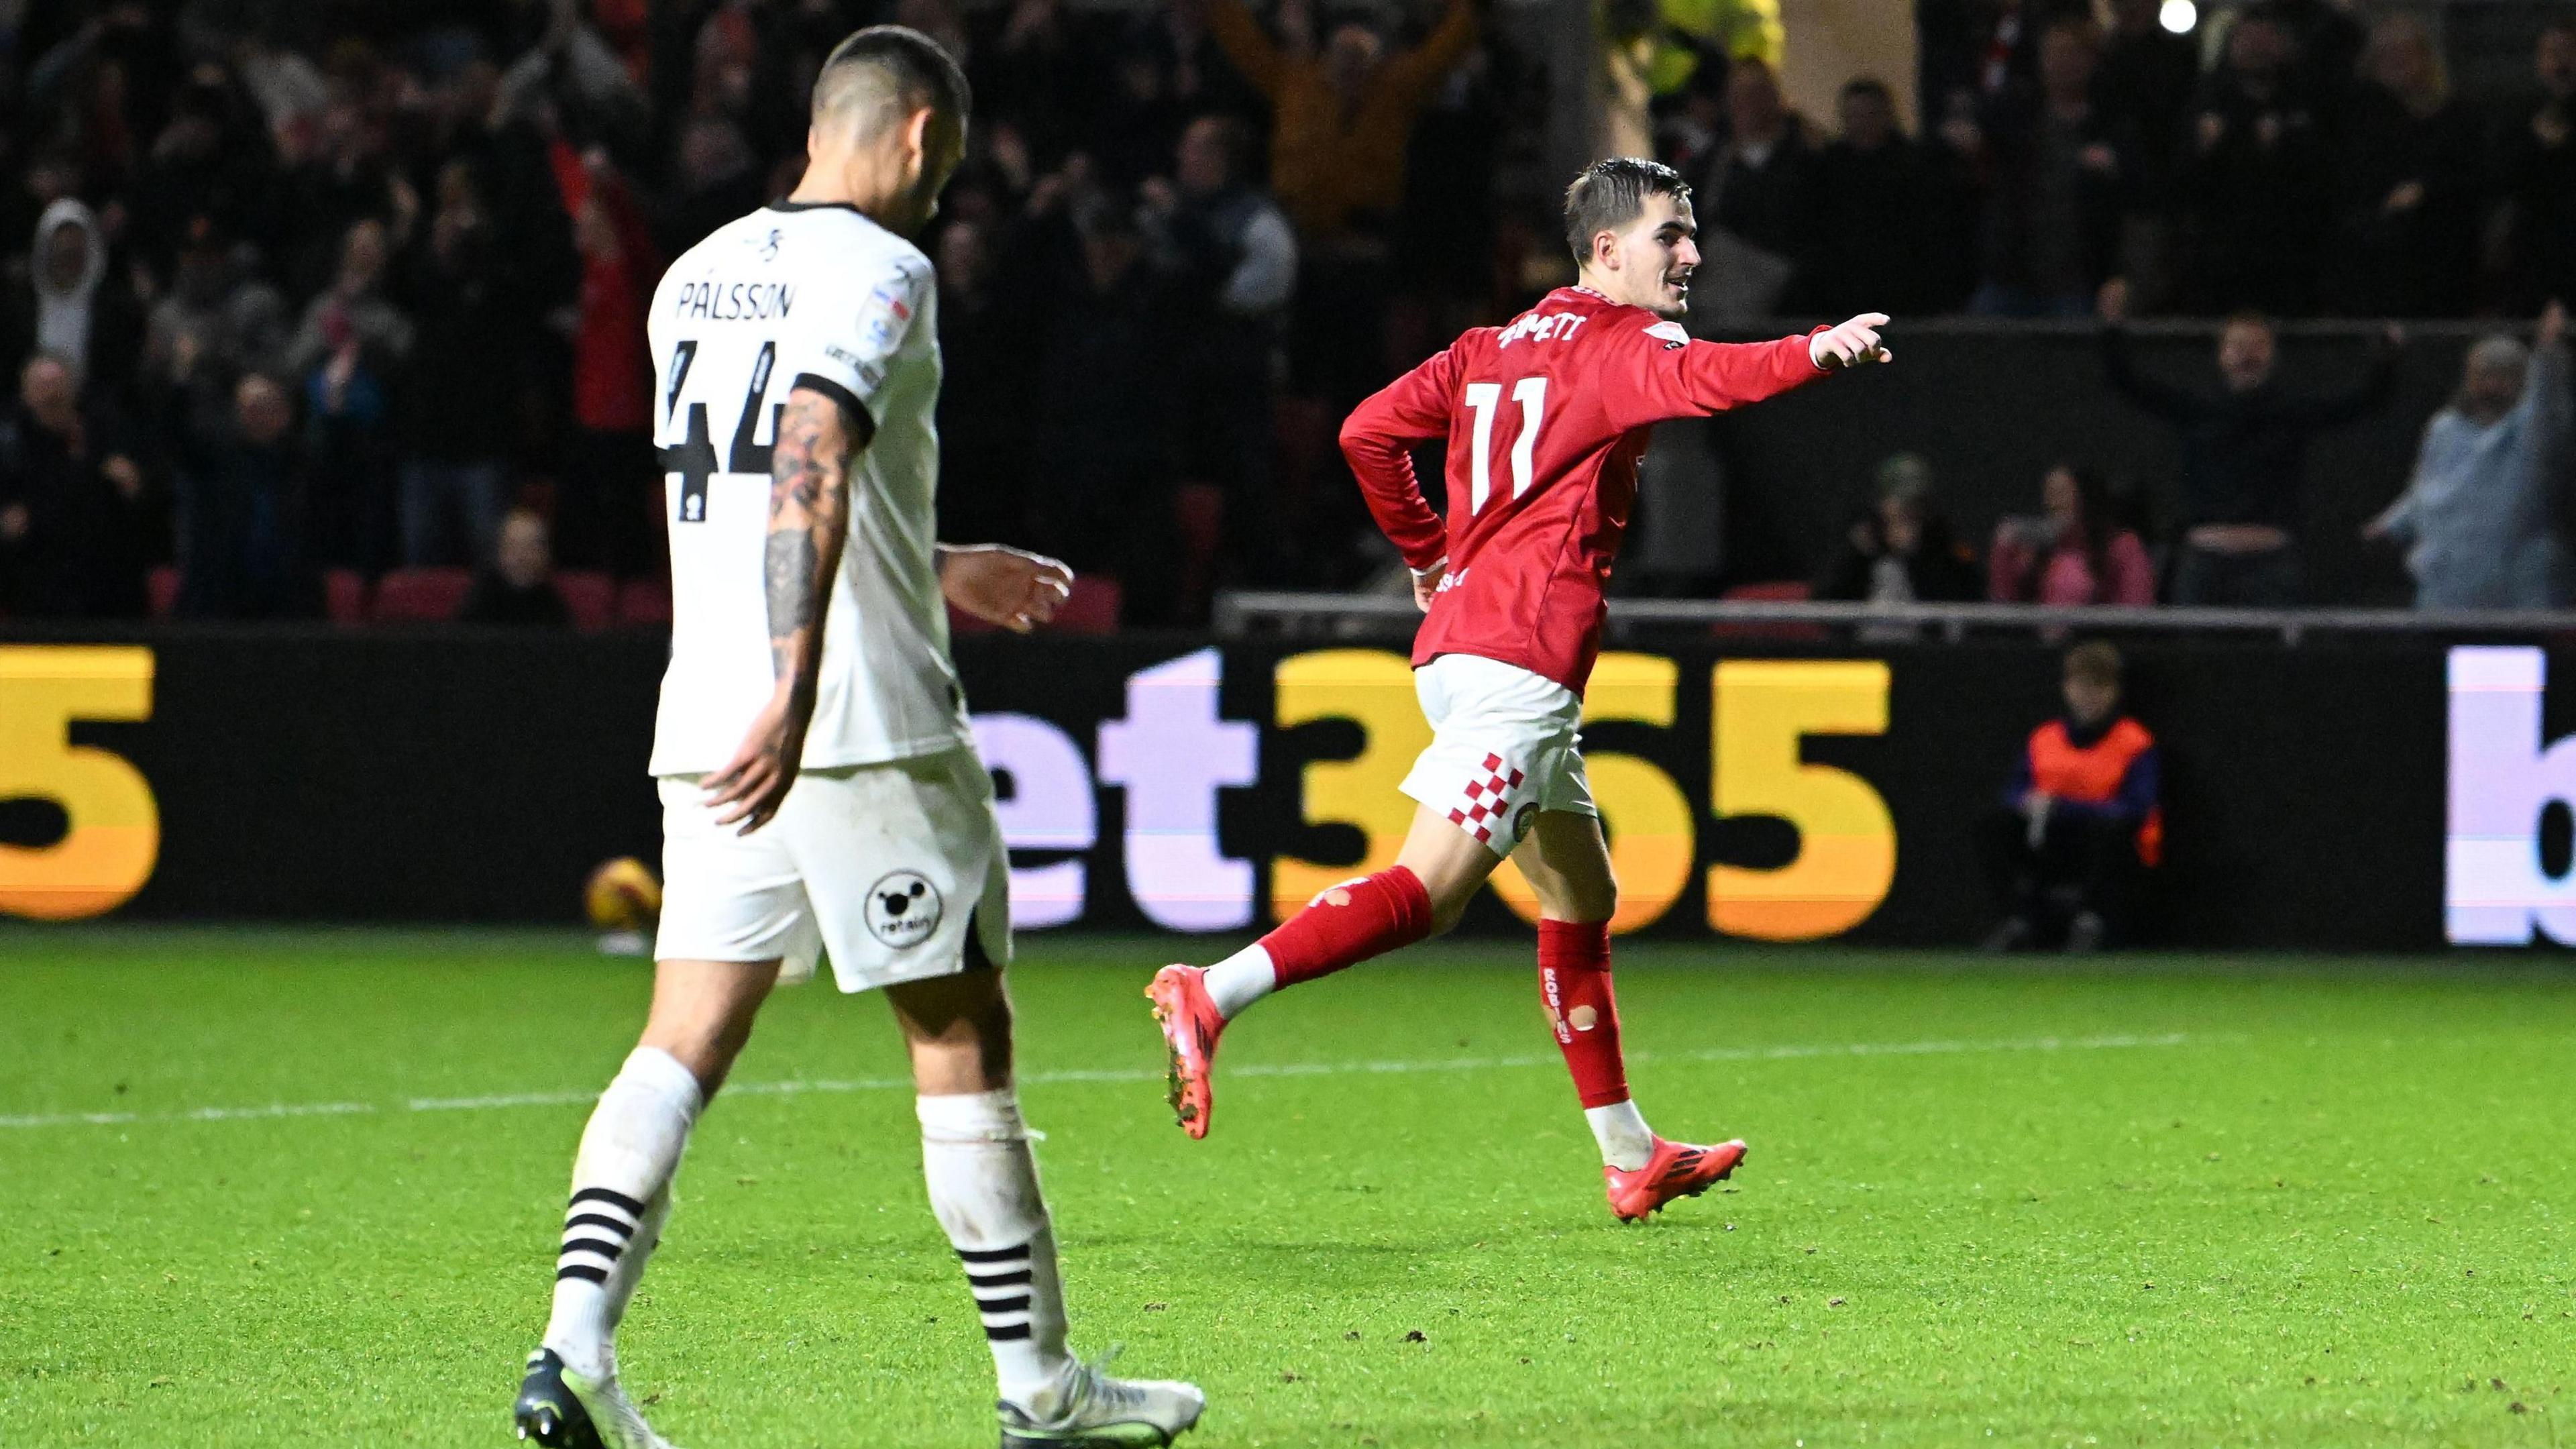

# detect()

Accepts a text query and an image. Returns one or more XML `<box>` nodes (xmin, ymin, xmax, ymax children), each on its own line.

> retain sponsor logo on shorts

<box><xmin>866</xmin><ymin>871</ymin><xmax>944</xmax><ymax>948</ymax></box>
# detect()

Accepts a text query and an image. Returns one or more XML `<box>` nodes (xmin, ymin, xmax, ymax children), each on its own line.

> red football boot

<box><xmin>1146</xmin><ymin>965</ymin><xmax>1226</xmax><ymax>1140</ymax></box>
<box><xmin>1604</xmin><ymin>1136</ymin><xmax>1748</xmax><ymax>1222</ymax></box>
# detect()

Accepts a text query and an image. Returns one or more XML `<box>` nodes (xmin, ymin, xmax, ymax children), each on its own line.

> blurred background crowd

<box><xmin>0</xmin><ymin>0</ymin><xmax>2571</xmax><ymax>629</ymax></box>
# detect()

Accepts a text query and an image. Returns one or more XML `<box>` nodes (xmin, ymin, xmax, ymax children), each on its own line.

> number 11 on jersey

<box><xmin>1461</xmin><ymin>377</ymin><xmax>1546</xmax><ymax>515</ymax></box>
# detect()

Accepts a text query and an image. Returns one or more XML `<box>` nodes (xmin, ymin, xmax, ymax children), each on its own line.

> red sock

<box><xmin>1538</xmin><ymin>919</ymin><xmax>1629</xmax><ymax>1108</ymax></box>
<box><xmin>1260</xmin><ymin>867</ymin><xmax>1433</xmax><ymax>991</ymax></box>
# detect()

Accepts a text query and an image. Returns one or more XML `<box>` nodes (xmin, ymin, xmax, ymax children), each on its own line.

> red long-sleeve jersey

<box><xmin>1340</xmin><ymin>286</ymin><xmax>1826</xmax><ymax>695</ymax></box>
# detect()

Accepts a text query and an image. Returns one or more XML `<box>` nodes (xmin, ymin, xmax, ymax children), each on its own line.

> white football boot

<box><xmin>996</xmin><ymin>1356</ymin><xmax>1205</xmax><ymax>1448</ymax></box>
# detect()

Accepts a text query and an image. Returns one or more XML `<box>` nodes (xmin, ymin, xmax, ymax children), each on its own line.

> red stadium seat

<box><xmin>1173</xmin><ymin>483</ymin><xmax>1224</xmax><ymax>621</ymax></box>
<box><xmin>323</xmin><ymin>568</ymin><xmax>369</xmax><ymax>625</ymax></box>
<box><xmin>148</xmin><ymin>566</ymin><xmax>180</xmax><ymax>619</ymax></box>
<box><xmin>947</xmin><ymin>575</ymin><xmax>1122</xmax><ymax>637</ymax></box>
<box><xmin>1053</xmin><ymin>576</ymin><xmax>1121</xmax><ymax>635</ymax></box>
<box><xmin>616</xmin><ymin>578</ymin><xmax>673</xmax><ymax>627</ymax></box>
<box><xmin>555</xmin><ymin>570</ymin><xmax>615</xmax><ymax>631</ymax></box>
<box><xmin>1713</xmin><ymin>580</ymin><xmax>1825</xmax><ymax>642</ymax></box>
<box><xmin>370</xmin><ymin>567</ymin><xmax>472</xmax><ymax>623</ymax></box>
<box><xmin>1721</xmin><ymin>580</ymin><xmax>1813</xmax><ymax>602</ymax></box>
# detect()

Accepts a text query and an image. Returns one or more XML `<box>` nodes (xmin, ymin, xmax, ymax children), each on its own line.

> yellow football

<box><xmin>585</xmin><ymin>857</ymin><xmax>663</xmax><ymax>930</ymax></box>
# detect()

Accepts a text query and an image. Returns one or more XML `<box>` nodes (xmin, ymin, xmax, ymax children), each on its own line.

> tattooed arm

<box><xmin>704</xmin><ymin>386</ymin><xmax>857</xmax><ymax>834</ymax></box>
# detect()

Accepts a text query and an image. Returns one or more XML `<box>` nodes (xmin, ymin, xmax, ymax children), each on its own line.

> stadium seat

<box><xmin>1721</xmin><ymin>581</ymin><xmax>1813</xmax><ymax>602</ymax></box>
<box><xmin>616</xmin><ymin>578</ymin><xmax>673</xmax><ymax>627</ymax></box>
<box><xmin>370</xmin><ymin>567</ymin><xmax>472</xmax><ymax>623</ymax></box>
<box><xmin>555</xmin><ymin>570</ymin><xmax>616</xmax><ymax>631</ymax></box>
<box><xmin>1713</xmin><ymin>580</ymin><xmax>1825</xmax><ymax>641</ymax></box>
<box><xmin>1173</xmin><ymin>483</ymin><xmax>1224</xmax><ymax>621</ymax></box>
<box><xmin>1053</xmin><ymin>576</ymin><xmax>1121</xmax><ymax>635</ymax></box>
<box><xmin>147</xmin><ymin>566</ymin><xmax>180</xmax><ymax>619</ymax></box>
<box><xmin>323</xmin><ymin>569</ymin><xmax>368</xmax><ymax>625</ymax></box>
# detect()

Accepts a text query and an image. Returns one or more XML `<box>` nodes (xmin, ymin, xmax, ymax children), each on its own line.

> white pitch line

<box><xmin>0</xmin><ymin>1032</ymin><xmax>2213</xmax><ymax>1132</ymax></box>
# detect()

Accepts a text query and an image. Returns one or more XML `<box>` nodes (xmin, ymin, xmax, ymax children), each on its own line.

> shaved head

<box><xmin>812</xmin><ymin>25</ymin><xmax>971</xmax><ymax>142</ymax></box>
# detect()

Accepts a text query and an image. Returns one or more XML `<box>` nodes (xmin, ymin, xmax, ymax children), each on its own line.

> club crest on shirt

<box><xmin>863</xmin><ymin>282</ymin><xmax>914</xmax><ymax>348</ymax></box>
<box><xmin>866</xmin><ymin>871</ymin><xmax>944</xmax><ymax>948</ymax></box>
<box><xmin>1645</xmin><ymin>321</ymin><xmax>1689</xmax><ymax>349</ymax></box>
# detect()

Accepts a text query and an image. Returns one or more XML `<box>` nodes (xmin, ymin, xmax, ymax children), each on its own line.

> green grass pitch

<box><xmin>3</xmin><ymin>928</ymin><xmax>2573</xmax><ymax>1447</ymax></box>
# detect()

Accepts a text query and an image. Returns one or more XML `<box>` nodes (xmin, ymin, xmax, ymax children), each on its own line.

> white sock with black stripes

<box><xmin>543</xmin><ymin>1046</ymin><xmax>703</xmax><ymax>1380</ymax></box>
<box><xmin>918</xmin><ymin>1088</ymin><xmax>1073</xmax><ymax>1406</ymax></box>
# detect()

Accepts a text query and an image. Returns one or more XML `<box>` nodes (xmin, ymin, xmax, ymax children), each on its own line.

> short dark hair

<box><xmin>814</xmin><ymin>25</ymin><xmax>972</xmax><ymax>132</ymax></box>
<box><xmin>2064</xmin><ymin>640</ymin><xmax>2123</xmax><ymax>687</ymax></box>
<box><xmin>1562</xmin><ymin>157</ymin><xmax>1691</xmax><ymax>265</ymax></box>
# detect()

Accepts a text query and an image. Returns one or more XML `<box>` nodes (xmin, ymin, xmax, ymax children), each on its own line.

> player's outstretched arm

<box><xmin>938</xmin><ymin>543</ymin><xmax>1073</xmax><ymax>633</ymax></box>
<box><xmin>705</xmin><ymin>386</ymin><xmax>856</xmax><ymax>835</ymax></box>
<box><xmin>1607</xmin><ymin>313</ymin><xmax>1892</xmax><ymax>432</ymax></box>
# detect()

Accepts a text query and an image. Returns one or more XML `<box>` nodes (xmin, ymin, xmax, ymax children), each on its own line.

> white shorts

<box><xmin>654</xmin><ymin>746</ymin><xmax>1012</xmax><ymax>992</ymax></box>
<box><xmin>1399</xmin><ymin>653</ymin><xmax>1596</xmax><ymax>859</ymax></box>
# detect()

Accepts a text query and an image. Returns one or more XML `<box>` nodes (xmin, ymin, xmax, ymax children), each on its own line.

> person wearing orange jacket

<box><xmin>1193</xmin><ymin>0</ymin><xmax>1478</xmax><ymax>405</ymax></box>
<box><xmin>1194</xmin><ymin>0</ymin><xmax>1479</xmax><ymax>246</ymax></box>
<box><xmin>1977</xmin><ymin>640</ymin><xmax>2163</xmax><ymax>952</ymax></box>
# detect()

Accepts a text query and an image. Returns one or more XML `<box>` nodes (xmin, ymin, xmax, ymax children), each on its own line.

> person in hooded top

<box><xmin>3</xmin><ymin>199</ymin><xmax>143</xmax><ymax>394</ymax></box>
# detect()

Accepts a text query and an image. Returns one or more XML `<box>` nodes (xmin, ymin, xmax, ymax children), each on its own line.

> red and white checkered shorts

<box><xmin>1399</xmin><ymin>654</ymin><xmax>1595</xmax><ymax>857</ymax></box>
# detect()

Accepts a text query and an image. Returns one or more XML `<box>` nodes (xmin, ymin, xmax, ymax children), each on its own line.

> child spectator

<box><xmin>1977</xmin><ymin>640</ymin><xmax>2162</xmax><ymax>952</ymax></box>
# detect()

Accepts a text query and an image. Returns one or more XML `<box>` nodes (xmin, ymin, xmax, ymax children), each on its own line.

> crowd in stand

<box><xmin>1768</xmin><ymin>1</ymin><xmax>2576</xmax><ymax>320</ymax></box>
<box><xmin>1</xmin><ymin>1</ymin><xmax>2573</xmax><ymax>629</ymax></box>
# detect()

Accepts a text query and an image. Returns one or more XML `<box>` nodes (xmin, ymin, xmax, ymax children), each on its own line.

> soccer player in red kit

<box><xmin>1148</xmin><ymin>157</ymin><xmax>1892</xmax><ymax>1220</ymax></box>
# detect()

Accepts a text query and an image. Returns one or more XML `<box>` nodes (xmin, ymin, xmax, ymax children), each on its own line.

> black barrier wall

<box><xmin>6</xmin><ymin>628</ymin><xmax>2571</xmax><ymax>951</ymax></box>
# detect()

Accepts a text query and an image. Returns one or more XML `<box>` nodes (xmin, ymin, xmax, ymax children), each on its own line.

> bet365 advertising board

<box><xmin>0</xmin><ymin>631</ymin><xmax>2568</xmax><ymax>950</ymax></box>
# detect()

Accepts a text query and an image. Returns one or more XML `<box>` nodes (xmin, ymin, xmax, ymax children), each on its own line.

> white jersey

<box><xmin>645</xmin><ymin>201</ymin><xmax>971</xmax><ymax>776</ymax></box>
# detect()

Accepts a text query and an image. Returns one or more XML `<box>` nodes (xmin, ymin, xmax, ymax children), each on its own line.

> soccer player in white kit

<box><xmin>510</xmin><ymin>28</ymin><xmax>1203</xmax><ymax>1449</ymax></box>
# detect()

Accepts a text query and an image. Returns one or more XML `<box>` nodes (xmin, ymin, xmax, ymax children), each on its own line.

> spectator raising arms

<box><xmin>1977</xmin><ymin>640</ymin><xmax>2162</xmax><ymax>953</ymax></box>
<box><xmin>1197</xmin><ymin>0</ymin><xmax>1477</xmax><ymax>249</ymax></box>
<box><xmin>2365</xmin><ymin>303</ymin><xmax>2573</xmax><ymax>611</ymax></box>
<box><xmin>1197</xmin><ymin>0</ymin><xmax>1477</xmax><ymax>403</ymax></box>
<box><xmin>2097</xmin><ymin>276</ymin><xmax>2396</xmax><ymax>606</ymax></box>
<box><xmin>1988</xmin><ymin>462</ymin><xmax>2155</xmax><ymax>605</ymax></box>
